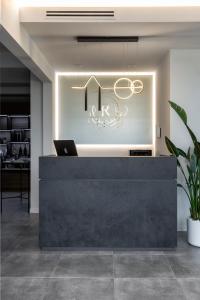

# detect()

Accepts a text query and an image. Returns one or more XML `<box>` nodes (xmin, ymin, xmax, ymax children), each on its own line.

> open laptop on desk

<box><xmin>54</xmin><ymin>140</ymin><xmax>78</xmax><ymax>156</ymax></box>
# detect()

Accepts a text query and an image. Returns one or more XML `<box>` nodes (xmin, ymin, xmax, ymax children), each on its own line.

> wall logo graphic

<box><xmin>72</xmin><ymin>76</ymin><xmax>143</xmax><ymax>128</ymax></box>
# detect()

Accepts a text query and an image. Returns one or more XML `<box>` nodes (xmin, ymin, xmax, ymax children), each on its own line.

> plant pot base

<box><xmin>187</xmin><ymin>218</ymin><xmax>200</xmax><ymax>248</ymax></box>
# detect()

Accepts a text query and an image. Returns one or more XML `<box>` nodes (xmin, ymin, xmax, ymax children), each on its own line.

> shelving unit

<box><xmin>0</xmin><ymin>115</ymin><xmax>31</xmax><ymax>198</ymax></box>
<box><xmin>9</xmin><ymin>142</ymin><xmax>30</xmax><ymax>144</ymax></box>
<box><xmin>0</xmin><ymin>114</ymin><xmax>31</xmax><ymax>160</ymax></box>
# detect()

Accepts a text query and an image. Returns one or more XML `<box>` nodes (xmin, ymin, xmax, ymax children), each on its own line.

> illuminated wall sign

<box><xmin>55</xmin><ymin>72</ymin><xmax>156</xmax><ymax>155</ymax></box>
<box><xmin>88</xmin><ymin>100</ymin><xmax>128</xmax><ymax>128</ymax></box>
<box><xmin>72</xmin><ymin>75</ymin><xmax>143</xmax><ymax>127</ymax></box>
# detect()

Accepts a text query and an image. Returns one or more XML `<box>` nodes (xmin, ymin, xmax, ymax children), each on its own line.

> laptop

<box><xmin>54</xmin><ymin>140</ymin><xmax>78</xmax><ymax>156</ymax></box>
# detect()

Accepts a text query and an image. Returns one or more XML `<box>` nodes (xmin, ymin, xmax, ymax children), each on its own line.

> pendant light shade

<box><xmin>98</xmin><ymin>86</ymin><xmax>101</xmax><ymax>111</ymax></box>
<box><xmin>85</xmin><ymin>87</ymin><xmax>88</xmax><ymax>111</ymax></box>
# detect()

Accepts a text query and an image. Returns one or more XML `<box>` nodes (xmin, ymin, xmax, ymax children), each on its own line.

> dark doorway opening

<box><xmin>0</xmin><ymin>43</ymin><xmax>31</xmax><ymax>214</ymax></box>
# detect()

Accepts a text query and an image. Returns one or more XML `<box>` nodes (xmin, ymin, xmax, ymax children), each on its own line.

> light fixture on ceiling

<box><xmin>72</xmin><ymin>76</ymin><xmax>144</xmax><ymax>101</ymax></box>
<box><xmin>46</xmin><ymin>10</ymin><xmax>114</xmax><ymax>17</ymax></box>
<box><xmin>113</xmin><ymin>78</ymin><xmax>143</xmax><ymax>100</ymax></box>
<box><xmin>84</xmin><ymin>87</ymin><xmax>88</xmax><ymax>111</ymax></box>
<box><xmin>77</xmin><ymin>36</ymin><xmax>139</xmax><ymax>43</ymax></box>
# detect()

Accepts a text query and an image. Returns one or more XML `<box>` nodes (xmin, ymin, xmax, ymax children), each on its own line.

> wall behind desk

<box><xmin>59</xmin><ymin>75</ymin><xmax>153</xmax><ymax>146</ymax></box>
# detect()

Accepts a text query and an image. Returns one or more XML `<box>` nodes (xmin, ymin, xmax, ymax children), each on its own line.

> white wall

<box><xmin>60</xmin><ymin>76</ymin><xmax>152</xmax><ymax>144</ymax></box>
<box><xmin>156</xmin><ymin>53</ymin><xmax>170</xmax><ymax>155</ymax></box>
<box><xmin>30</xmin><ymin>75</ymin><xmax>54</xmax><ymax>213</ymax></box>
<box><xmin>43</xmin><ymin>82</ymin><xmax>53</xmax><ymax>155</ymax></box>
<box><xmin>170</xmin><ymin>49</ymin><xmax>200</xmax><ymax>230</ymax></box>
<box><xmin>30</xmin><ymin>73</ymin><xmax>43</xmax><ymax>213</ymax></box>
<box><xmin>0</xmin><ymin>0</ymin><xmax>2</xmax><ymax>24</ymax></box>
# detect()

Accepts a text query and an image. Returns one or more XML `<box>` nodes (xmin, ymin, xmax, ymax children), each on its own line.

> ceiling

<box><xmin>22</xmin><ymin>22</ymin><xmax>200</xmax><ymax>71</ymax></box>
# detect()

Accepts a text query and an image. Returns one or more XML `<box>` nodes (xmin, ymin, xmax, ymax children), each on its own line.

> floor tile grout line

<box><xmin>1</xmin><ymin>276</ymin><xmax>115</xmax><ymax>279</ymax></box>
<box><xmin>112</xmin><ymin>252</ymin><xmax>115</xmax><ymax>279</ymax></box>
<box><xmin>3</xmin><ymin>250</ymin><xmax>199</xmax><ymax>256</ymax></box>
<box><xmin>111</xmin><ymin>254</ymin><xmax>116</xmax><ymax>300</ymax></box>
<box><xmin>2</xmin><ymin>251</ymin><xmax>116</xmax><ymax>255</ymax></box>
<box><xmin>48</xmin><ymin>252</ymin><xmax>62</xmax><ymax>278</ymax></box>
<box><xmin>4</xmin><ymin>276</ymin><xmax>198</xmax><ymax>280</ymax></box>
<box><xmin>113</xmin><ymin>252</ymin><xmax>117</xmax><ymax>278</ymax></box>
<box><xmin>163</xmin><ymin>253</ymin><xmax>177</xmax><ymax>278</ymax></box>
<box><xmin>113</xmin><ymin>278</ymin><xmax>116</xmax><ymax>300</ymax></box>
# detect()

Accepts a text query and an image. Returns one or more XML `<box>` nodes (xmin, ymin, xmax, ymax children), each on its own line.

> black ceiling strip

<box><xmin>77</xmin><ymin>36</ymin><xmax>139</xmax><ymax>43</ymax></box>
<box><xmin>46</xmin><ymin>14</ymin><xmax>114</xmax><ymax>17</ymax></box>
<box><xmin>46</xmin><ymin>10</ymin><xmax>114</xmax><ymax>13</ymax></box>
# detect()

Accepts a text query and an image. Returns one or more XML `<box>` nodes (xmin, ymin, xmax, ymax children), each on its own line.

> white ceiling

<box><xmin>22</xmin><ymin>22</ymin><xmax>200</xmax><ymax>71</ymax></box>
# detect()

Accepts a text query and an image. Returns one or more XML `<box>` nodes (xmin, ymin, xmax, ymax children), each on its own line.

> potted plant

<box><xmin>165</xmin><ymin>101</ymin><xmax>200</xmax><ymax>247</ymax></box>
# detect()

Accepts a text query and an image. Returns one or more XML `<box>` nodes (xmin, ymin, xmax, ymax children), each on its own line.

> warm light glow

<box><xmin>17</xmin><ymin>0</ymin><xmax>200</xmax><ymax>7</ymax></box>
<box><xmin>152</xmin><ymin>73</ymin><xmax>156</xmax><ymax>156</ymax></box>
<box><xmin>72</xmin><ymin>75</ymin><xmax>115</xmax><ymax>90</ymax></box>
<box><xmin>77</xmin><ymin>144</ymin><xmax>153</xmax><ymax>148</ymax></box>
<box><xmin>55</xmin><ymin>72</ymin><xmax>156</xmax><ymax>153</ymax></box>
<box><xmin>113</xmin><ymin>78</ymin><xmax>143</xmax><ymax>100</ymax></box>
<box><xmin>55</xmin><ymin>72</ymin><xmax>59</xmax><ymax>140</ymax></box>
<box><xmin>72</xmin><ymin>76</ymin><xmax>143</xmax><ymax>101</ymax></box>
<box><xmin>57</xmin><ymin>71</ymin><xmax>155</xmax><ymax>76</ymax></box>
<box><xmin>133</xmin><ymin>80</ymin><xmax>144</xmax><ymax>94</ymax></box>
<box><xmin>113</xmin><ymin>78</ymin><xmax>134</xmax><ymax>100</ymax></box>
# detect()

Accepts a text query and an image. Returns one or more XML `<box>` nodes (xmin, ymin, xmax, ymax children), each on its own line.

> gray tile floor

<box><xmin>1</xmin><ymin>198</ymin><xmax>200</xmax><ymax>300</ymax></box>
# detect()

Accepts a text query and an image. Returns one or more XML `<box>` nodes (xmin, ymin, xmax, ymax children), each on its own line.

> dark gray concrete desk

<box><xmin>39</xmin><ymin>156</ymin><xmax>177</xmax><ymax>249</ymax></box>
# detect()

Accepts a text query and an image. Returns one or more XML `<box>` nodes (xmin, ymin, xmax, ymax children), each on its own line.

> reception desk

<box><xmin>39</xmin><ymin>156</ymin><xmax>177</xmax><ymax>249</ymax></box>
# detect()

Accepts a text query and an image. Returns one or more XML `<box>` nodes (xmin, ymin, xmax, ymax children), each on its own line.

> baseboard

<box><xmin>30</xmin><ymin>207</ymin><xmax>39</xmax><ymax>214</ymax></box>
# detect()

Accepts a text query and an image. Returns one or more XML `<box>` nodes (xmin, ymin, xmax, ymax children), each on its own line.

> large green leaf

<box><xmin>187</xmin><ymin>147</ymin><xmax>191</xmax><ymax>160</ymax></box>
<box><xmin>169</xmin><ymin>101</ymin><xmax>200</xmax><ymax>159</ymax></box>
<box><xmin>165</xmin><ymin>137</ymin><xmax>179</xmax><ymax>157</ymax></box>
<box><xmin>177</xmin><ymin>148</ymin><xmax>187</xmax><ymax>158</ymax></box>
<box><xmin>186</xmin><ymin>125</ymin><xmax>200</xmax><ymax>159</ymax></box>
<box><xmin>169</xmin><ymin>101</ymin><xmax>187</xmax><ymax>124</ymax></box>
<box><xmin>190</xmin><ymin>153</ymin><xmax>197</xmax><ymax>173</ymax></box>
<box><xmin>165</xmin><ymin>137</ymin><xmax>187</xmax><ymax>158</ymax></box>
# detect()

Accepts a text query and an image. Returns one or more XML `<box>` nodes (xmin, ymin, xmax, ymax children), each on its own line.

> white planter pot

<box><xmin>187</xmin><ymin>218</ymin><xmax>200</xmax><ymax>247</ymax></box>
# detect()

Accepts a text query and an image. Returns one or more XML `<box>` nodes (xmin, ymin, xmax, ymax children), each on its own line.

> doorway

<box><xmin>0</xmin><ymin>43</ymin><xmax>31</xmax><ymax>215</ymax></box>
